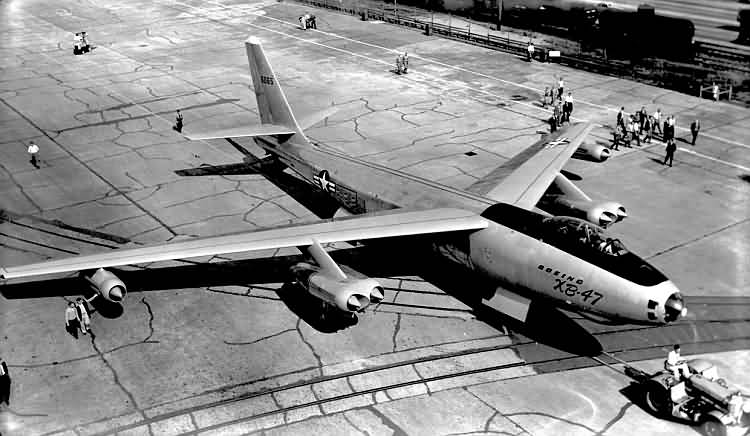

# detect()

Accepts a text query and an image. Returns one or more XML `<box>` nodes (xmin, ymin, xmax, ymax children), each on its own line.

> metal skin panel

<box><xmin>466</xmin><ymin>222</ymin><xmax>679</xmax><ymax>324</ymax></box>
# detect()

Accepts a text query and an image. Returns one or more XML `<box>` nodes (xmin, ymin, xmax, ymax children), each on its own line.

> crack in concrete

<box><xmin>367</xmin><ymin>405</ymin><xmax>409</xmax><ymax>436</ymax></box>
<box><xmin>391</xmin><ymin>313</ymin><xmax>401</xmax><ymax>353</ymax></box>
<box><xmin>646</xmin><ymin>216</ymin><xmax>750</xmax><ymax>260</ymax></box>
<box><xmin>295</xmin><ymin>318</ymin><xmax>324</xmax><ymax>375</ymax></box>
<box><xmin>88</xmin><ymin>328</ymin><xmax>145</xmax><ymax>416</ymax></box>
<box><xmin>223</xmin><ymin>328</ymin><xmax>295</xmax><ymax>346</ymax></box>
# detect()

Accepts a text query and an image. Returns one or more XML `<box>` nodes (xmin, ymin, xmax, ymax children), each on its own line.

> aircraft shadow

<box><xmin>409</xmin><ymin>249</ymin><xmax>603</xmax><ymax>357</ymax></box>
<box><xmin>175</xmin><ymin>158</ymin><xmax>341</xmax><ymax>220</ymax></box>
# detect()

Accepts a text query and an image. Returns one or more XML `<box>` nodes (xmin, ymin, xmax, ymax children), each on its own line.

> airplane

<box><xmin>0</xmin><ymin>36</ymin><xmax>687</xmax><ymax>328</ymax></box>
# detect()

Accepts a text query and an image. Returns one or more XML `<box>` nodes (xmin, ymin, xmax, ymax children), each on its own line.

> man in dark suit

<box><xmin>663</xmin><ymin>140</ymin><xmax>677</xmax><ymax>167</ymax></box>
<box><xmin>0</xmin><ymin>356</ymin><xmax>10</xmax><ymax>406</ymax></box>
<box><xmin>690</xmin><ymin>119</ymin><xmax>701</xmax><ymax>145</ymax></box>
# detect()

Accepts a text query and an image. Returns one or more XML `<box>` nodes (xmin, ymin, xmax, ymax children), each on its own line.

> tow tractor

<box><xmin>601</xmin><ymin>353</ymin><xmax>750</xmax><ymax>436</ymax></box>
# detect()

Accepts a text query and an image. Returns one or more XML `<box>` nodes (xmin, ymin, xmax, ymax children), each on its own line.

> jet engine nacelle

<box><xmin>291</xmin><ymin>263</ymin><xmax>383</xmax><ymax>312</ymax></box>
<box><xmin>86</xmin><ymin>268</ymin><xmax>127</xmax><ymax>302</ymax></box>
<box><xmin>541</xmin><ymin>197</ymin><xmax>627</xmax><ymax>228</ymax></box>
<box><xmin>574</xmin><ymin>142</ymin><xmax>611</xmax><ymax>162</ymax></box>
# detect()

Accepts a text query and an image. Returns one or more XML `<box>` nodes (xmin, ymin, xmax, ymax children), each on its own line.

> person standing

<box><xmin>557</xmin><ymin>77</ymin><xmax>564</xmax><ymax>100</ymax></box>
<box><xmin>712</xmin><ymin>83</ymin><xmax>719</xmax><ymax>102</ymax></box>
<box><xmin>643</xmin><ymin>116</ymin><xmax>652</xmax><ymax>143</ymax></box>
<box><xmin>611</xmin><ymin>128</ymin><xmax>620</xmax><ymax>151</ymax></box>
<box><xmin>542</xmin><ymin>86</ymin><xmax>550</xmax><ymax>108</ymax></box>
<box><xmin>526</xmin><ymin>41</ymin><xmax>534</xmax><ymax>62</ymax></box>
<box><xmin>0</xmin><ymin>356</ymin><xmax>10</xmax><ymax>407</ymax></box>
<box><xmin>173</xmin><ymin>109</ymin><xmax>183</xmax><ymax>133</ymax></box>
<box><xmin>652</xmin><ymin>108</ymin><xmax>662</xmax><ymax>136</ymax></box>
<box><xmin>690</xmin><ymin>119</ymin><xmax>700</xmax><ymax>145</ymax></box>
<box><xmin>395</xmin><ymin>55</ymin><xmax>402</xmax><ymax>74</ymax></box>
<box><xmin>616</xmin><ymin>107</ymin><xmax>625</xmax><ymax>132</ymax></box>
<box><xmin>663</xmin><ymin>140</ymin><xmax>676</xmax><ymax>167</ymax></box>
<box><xmin>553</xmin><ymin>101</ymin><xmax>562</xmax><ymax>127</ymax></box>
<box><xmin>27</xmin><ymin>141</ymin><xmax>40</xmax><ymax>169</ymax></box>
<box><xmin>549</xmin><ymin>114</ymin><xmax>558</xmax><ymax>133</ymax></box>
<box><xmin>563</xmin><ymin>92</ymin><xmax>573</xmax><ymax>122</ymax></box>
<box><xmin>401</xmin><ymin>52</ymin><xmax>409</xmax><ymax>73</ymax></box>
<box><xmin>638</xmin><ymin>106</ymin><xmax>647</xmax><ymax>133</ymax></box>
<box><xmin>308</xmin><ymin>14</ymin><xmax>317</xmax><ymax>29</ymax></box>
<box><xmin>76</xmin><ymin>298</ymin><xmax>91</xmax><ymax>335</ymax></box>
<box><xmin>65</xmin><ymin>302</ymin><xmax>80</xmax><ymax>339</ymax></box>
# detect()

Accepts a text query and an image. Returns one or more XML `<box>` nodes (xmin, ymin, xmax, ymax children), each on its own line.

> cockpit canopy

<box><xmin>542</xmin><ymin>216</ymin><xmax>628</xmax><ymax>257</ymax></box>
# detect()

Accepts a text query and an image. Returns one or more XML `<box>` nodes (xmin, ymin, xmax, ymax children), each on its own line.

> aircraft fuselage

<box><xmin>254</xmin><ymin>134</ymin><xmax>683</xmax><ymax>325</ymax></box>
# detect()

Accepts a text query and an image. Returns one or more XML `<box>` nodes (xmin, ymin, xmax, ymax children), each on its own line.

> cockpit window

<box><xmin>542</xmin><ymin>217</ymin><xmax>628</xmax><ymax>257</ymax></box>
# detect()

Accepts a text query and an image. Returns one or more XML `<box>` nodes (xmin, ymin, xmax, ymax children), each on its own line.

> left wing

<box><xmin>467</xmin><ymin>122</ymin><xmax>594</xmax><ymax>210</ymax></box>
<box><xmin>0</xmin><ymin>208</ymin><xmax>488</xmax><ymax>281</ymax></box>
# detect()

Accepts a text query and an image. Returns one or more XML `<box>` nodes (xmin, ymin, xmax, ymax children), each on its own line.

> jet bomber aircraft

<box><xmin>0</xmin><ymin>37</ymin><xmax>687</xmax><ymax>329</ymax></box>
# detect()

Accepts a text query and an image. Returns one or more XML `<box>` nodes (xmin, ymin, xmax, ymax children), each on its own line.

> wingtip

<box><xmin>0</xmin><ymin>267</ymin><xmax>6</xmax><ymax>280</ymax></box>
<box><xmin>246</xmin><ymin>36</ymin><xmax>262</xmax><ymax>45</ymax></box>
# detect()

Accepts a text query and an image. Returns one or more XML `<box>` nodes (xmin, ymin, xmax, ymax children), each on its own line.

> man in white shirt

<box><xmin>666</xmin><ymin>344</ymin><xmax>690</xmax><ymax>379</ymax></box>
<box><xmin>27</xmin><ymin>141</ymin><xmax>40</xmax><ymax>169</ymax></box>
<box><xmin>652</xmin><ymin>108</ymin><xmax>662</xmax><ymax>136</ymax></box>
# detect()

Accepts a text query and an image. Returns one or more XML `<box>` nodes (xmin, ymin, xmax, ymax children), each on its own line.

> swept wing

<box><xmin>467</xmin><ymin>122</ymin><xmax>594</xmax><ymax>210</ymax></box>
<box><xmin>0</xmin><ymin>208</ymin><xmax>488</xmax><ymax>280</ymax></box>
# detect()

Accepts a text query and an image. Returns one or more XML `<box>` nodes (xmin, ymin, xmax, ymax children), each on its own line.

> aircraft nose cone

<box><xmin>109</xmin><ymin>286</ymin><xmax>124</xmax><ymax>302</ymax></box>
<box><xmin>664</xmin><ymin>292</ymin><xmax>686</xmax><ymax>322</ymax></box>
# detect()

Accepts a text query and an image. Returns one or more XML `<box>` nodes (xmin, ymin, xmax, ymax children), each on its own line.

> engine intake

<box><xmin>574</xmin><ymin>142</ymin><xmax>611</xmax><ymax>162</ymax></box>
<box><xmin>87</xmin><ymin>268</ymin><xmax>127</xmax><ymax>302</ymax></box>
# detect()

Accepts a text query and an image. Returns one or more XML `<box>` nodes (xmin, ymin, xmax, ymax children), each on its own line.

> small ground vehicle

<box><xmin>73</xmin><ymin>31</ymin><xmax>91</xmax><ymax>55</ymax></box>
<box><xmin>625</xmin><ymin>359</ymin><xmax>750</xmax><ymax>436</ymax></box>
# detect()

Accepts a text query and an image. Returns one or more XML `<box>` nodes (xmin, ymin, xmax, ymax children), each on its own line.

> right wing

<box><xmin>0</xmin><ymin>208</ymin><xmax>488</xmax><ymax>281</ymax></box>
<box><xmin>467</xmin><ymin>122</ymin><xmax>594</xmax><ymax>210</ymax></box>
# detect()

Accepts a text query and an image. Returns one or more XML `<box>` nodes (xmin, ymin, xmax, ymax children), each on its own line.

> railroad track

<box><xmin>695</xmin><ymin>41</ymin><xmax>750</xmax><ymax>74</ymax></box>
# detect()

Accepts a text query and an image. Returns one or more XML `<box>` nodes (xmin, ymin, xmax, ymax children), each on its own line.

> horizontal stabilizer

<box><xmin>184</xmin><ymin>124</ymin><xmax>296</xmax><ymax>140</ymax></box>
<box><xmin>298</xmin><ymin>107</ymin><xmax>338</xmax><ymax>131</ymax></box>
<box><xmin>175</xmin><ymin>162</ymin><xmax>260</xmax><ymax>177</ymax></box>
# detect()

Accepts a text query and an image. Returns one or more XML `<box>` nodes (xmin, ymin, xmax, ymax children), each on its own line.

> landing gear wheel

<box><xmin>645</xmin><ymin>381</ymin><xmax>670</xmax><ymax>417</ymax></box>
<box><xmin>700</xmin><ymin>416</ymin><xmax>727</xmax><ymax>436</ymax></box>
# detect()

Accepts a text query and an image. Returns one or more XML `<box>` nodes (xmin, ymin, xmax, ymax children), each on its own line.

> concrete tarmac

<box><xmin>0</xmin><ymin>0</ymin><xmax>748</xmax><ymax>435</ymax></box>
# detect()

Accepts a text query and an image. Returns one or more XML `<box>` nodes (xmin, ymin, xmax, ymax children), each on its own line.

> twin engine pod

<box><xmin>290</xmin><ymin>262</ymin><xmax>384</xmax><ymax>312</ymax></box>
<box><xmin>85</xmin><ymin>268</ymin><xmax>127</xmax><ymax>302</ymax></box>
<box><xmin>540</xmin><ymin>197</ymin><xmax>627</xmax><ymax>228</ymax></box>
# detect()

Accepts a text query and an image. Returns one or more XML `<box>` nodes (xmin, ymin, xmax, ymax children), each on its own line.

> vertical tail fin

<box><xmin>245</xmin><ymin>37</ymin><xmax>305</xmax><ymax>137</ymax></box>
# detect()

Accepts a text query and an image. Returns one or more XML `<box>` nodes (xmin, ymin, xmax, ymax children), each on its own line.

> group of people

<box><xmin>65</xmin><ymin>297</ymin><xmax>95</xmax><ymax>339</ymax></box>
<box><xmin>543</xmin><ymin>77</ymin><xmax>573</xmax><ymax>132</ymax></box>
<box><xmin>395</xmin><ymin>52</ymin><xmax>409</xmax><ymax>75</ymax></box>
<box><xmin>299</xmin><ymin>13</ymin><xmax>317</xmax><ymax>30</ymax></box>
<box><xmin>612</xmin><ymin>106</ymin><xmax>701</xmax><ymax>167</ymax></box>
